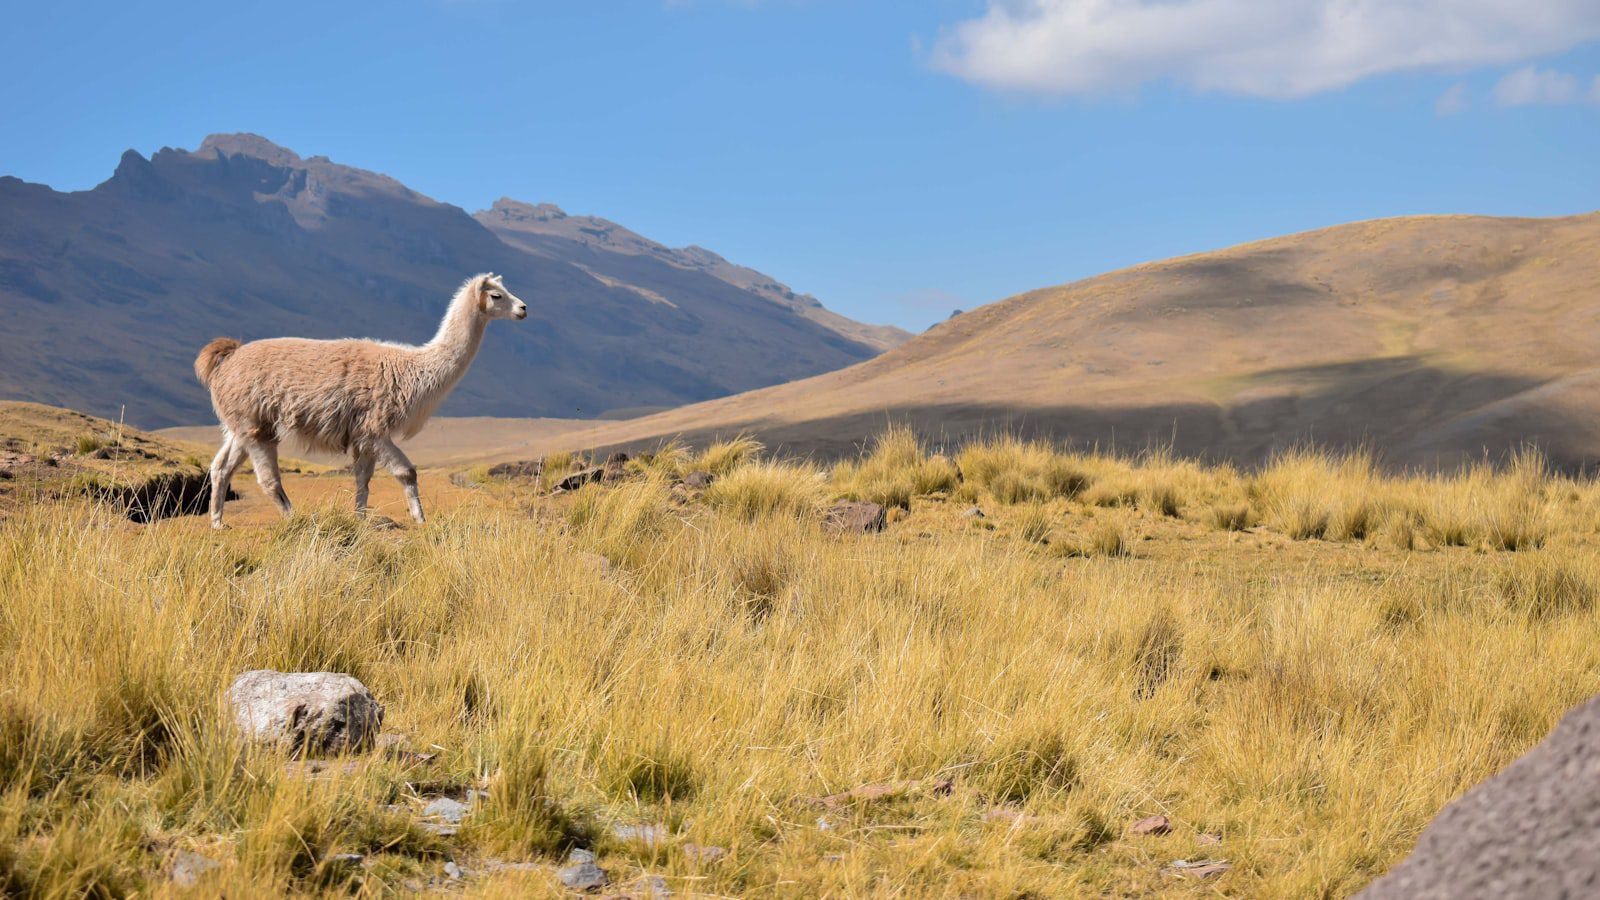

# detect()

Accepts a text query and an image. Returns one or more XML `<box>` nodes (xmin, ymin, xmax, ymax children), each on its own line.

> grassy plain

<box><xmin>3</xmin><ymin>427</ymin><xmax>1599</xmax><ymax>896</ymax></box>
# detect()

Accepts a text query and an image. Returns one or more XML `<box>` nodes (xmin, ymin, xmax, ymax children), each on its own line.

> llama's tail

<box><xmin>194</xmin><ymin>338</ymin><xmax>242</xmax><ymax>388</ymax></box>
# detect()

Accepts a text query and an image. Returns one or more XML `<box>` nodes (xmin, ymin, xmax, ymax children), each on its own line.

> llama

<box><xmin>194</xmin><ymin>273</ymin><xmax>527</xmax><ymax>528</ymax></box>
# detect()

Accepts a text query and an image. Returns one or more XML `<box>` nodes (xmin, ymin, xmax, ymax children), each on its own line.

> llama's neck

<box><xmin>410</xmin><ymin>290</ymin><xmax>488</xmax><ymax>409</ymax></box>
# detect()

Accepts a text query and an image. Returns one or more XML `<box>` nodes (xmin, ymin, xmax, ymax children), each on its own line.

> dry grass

<box><xmin>2</xmin><ymin>434</ymin><xmax>1599</xmax><ymax>896</ymax></box>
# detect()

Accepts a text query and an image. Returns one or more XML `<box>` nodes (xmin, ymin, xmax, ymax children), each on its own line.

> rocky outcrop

<box><xmin>1359</xmin><ymin>694</ymin><xmax>1600</xmax><ymax>898</ymax></box>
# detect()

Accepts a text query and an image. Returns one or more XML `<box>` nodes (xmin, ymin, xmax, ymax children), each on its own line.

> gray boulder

<box><xmin>1359</xmin><ymin>693</ymin><xmax>1600</xmax><ymax>898</ymax></box>
<box><xmin>228</xmin><ymin>670</ymin><xmax>383</xmax><ymax>756</ymax></box>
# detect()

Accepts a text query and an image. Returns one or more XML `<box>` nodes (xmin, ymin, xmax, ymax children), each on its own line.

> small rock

<box><xmin>369</xmin><ymin>515</ymin><xmax>402</xmax><ymax>531</ymax></box>
<box><xmin>558</xmin><ymin>849</ymin><xmax>609</xmax><ymax>891</ymax></box>
<box><xmin>1198</xmin><ymin>832</ymin><xmax>1223</xmax><ymax>846</ymax></box>
<box><xmin>483</xmin><ymin>859</ymin><xmax>543</xmax><ymax>873</ymax></box>
<box><xmin>816</xmin><ymin>816</ymin><xmax>833</xmax><ymax>831</ymax></box>
<box><xmin>444</xmin><ymin>861</ymin><xmax>463</xmax><ymax>880</ymax></box>
<box><xmin>228</xmin><ymin>670</ymin><xmax>383</xmax><ymax>756</ymax></box>
<box><xmin>423</xmin><ymin>796</ymin><xmax>470</xmax><ymax>825</ymax></box>
<box><xmin>823</xmin><ymin>500</ymin><xmax>887</xmax><ymax>534</ymax></box>
<box><xmin>422</xmin><ymin>823</ymin><xmax>458</xmax><ymax>837</ymax></box>
<box><xmin>449</xmin><ymin>471</ymin><xmax>478</xmax><ymax>489</ymax></box>
<box><xmin>487</xmin><ymin>459</ymin><xmax>543</xmax><ymax>480</ymax></box>
<box><xmin>169</xmin><ymin>850</ymin><xmax>220</xmax><ymax>887</ymax></box>
<box><xmin>330</xmin><ymin>853</ymin><xmax>364</xmax><ymax>867</ymax></box>
<box><xmin>1130</xmin><ymin>814</ymin><xmax>1172</xmax><ymax>836</ymax></box>
<box><xmin>1168</xmin><ymin>858</ymin><xmax>1230</xmax><ymax>878</ymax></box>
<box><xmin>961</xmin><ymin>506</ymin><xmax>986</xmax><ymax>518</ymax></box>
<box><xmin>612</xmin><ymin>822</ymin><xmax>668</xmax><ymax>846</ymax></box>
<box><xmin>683</xmin><ymin>843</ymin><xmax>726</xmax><ymax>863</ymax></box>
<box><xmin>630</xmin><ymin>874</ymin><xmax>671</xmax><ymax>896</ymax></box>
<box><xmin>681</xmin><ymin>471</ymin><xmax>714</xmax><ymax>490</ymax></box>
<box><xmin>554</xmin><ymin>466</ymin><xmax>604</xmax><ymax>492</ymax></box>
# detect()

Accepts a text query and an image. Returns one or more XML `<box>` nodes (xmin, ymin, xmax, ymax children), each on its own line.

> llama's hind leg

<box><xmin>208</xmin><ymin>433</ymin><xmax>248</xmax><ymax>529</ymax></box>
<box><xmin>352</xmin><ymin>452</ymin><xmax>376</xmax><ymax>519</ymax></box>
<box><xmin>244</xmin><ymin>438</ymin><xmax>293</xmax><ymax>519</ymax></box>
<box><xmin>376</xmin><ymin>439</ymin><xmax>424</xmax><ymax>523</ymax></box>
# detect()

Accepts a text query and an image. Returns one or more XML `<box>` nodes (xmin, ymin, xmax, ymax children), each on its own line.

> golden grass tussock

<box><xmin>703</xmin><ymin>460</ymin><xmax>827</xmax><ymax>521</ymax></box>
<box><xmin>831</xmin><ymin>425</ymin><xmax>959</xmax><ymax>509</ymax></box>
<box><xmin>956</xmin><ymin>435</ymin><xmax>1089</xmax><ymax>505</ymax></box>
<box><xmin>2</xmin><ymin>433</ymin><xmax>1599</xmax><ymax>895</ymax></box>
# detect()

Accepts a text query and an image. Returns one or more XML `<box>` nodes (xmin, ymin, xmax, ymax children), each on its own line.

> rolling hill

<box><xmin>0</xmin><ymin>134</ymin><xmax>907</xmax><ymax>428</ymax></box>
<box><xmin>493</xmin><ymin>212</ymin><xmax>1600</xmax><ymax>471</ymax></box>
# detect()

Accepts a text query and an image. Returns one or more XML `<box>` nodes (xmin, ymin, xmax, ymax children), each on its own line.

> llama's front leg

<box><xmin>208</xmin><ymin>433</ymin><xmax>248</xmax><ymax>530</ymax></box>
<box><xmin>352</xmin><ymin>452</ymin><xmax>376</xmax><ymax>518</ymax></box>
<box><xmin>376</xmin><ymin>439</ymin><xmax>424</xmax><ymax>523</ymax></box>
<box><xmin>244</xmin><ymin>439</ymin><xmax>294</xmax><ymax>519</ymax></box>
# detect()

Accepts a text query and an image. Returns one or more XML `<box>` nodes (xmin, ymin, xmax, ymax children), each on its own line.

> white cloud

<box><xmin>1434</xmin><ymin>82</ymin><xmax>1469</xmax><ymax>116</ymax></box>
<box><xmin>1492</xmin><ymin>65</ymin><xmax>1580</xmax><ymax>105</ymax></box>
<box><xmin>932</xmin><ymin>0</ymin><xmax>1600</xmax><ymax>99</ymax></box>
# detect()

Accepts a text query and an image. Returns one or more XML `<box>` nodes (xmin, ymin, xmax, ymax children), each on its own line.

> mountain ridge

<box><xmin>0</xmin><ymin>133</ymin><xmax>906</xmax><ymax>427</ymax></box>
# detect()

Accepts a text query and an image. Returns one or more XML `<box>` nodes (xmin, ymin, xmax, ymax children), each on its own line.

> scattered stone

<box><xmin>1168</xmin><ymin>859</ymin><xmax>1230</xmax><ymax>879</ymax></box>
<box><xmin>1358</xmin><ymin>693</ymin><xmax>1600</xmax><ymax>899</ymax></box>
<box><xmin>627</xmin><ymin>874</ymin><xmax>671</xmax><ymax>896</ymax></box>
<box><xmin>816</xmin><ymin>817</ymin><xmax>833</xmax><ymax>831</ymax></box>
<box><xmin>1130</xmin><ymin>814</ymin><xmax>1172</xmax><ymax>836</ymax></box>
<box><xmin>330</xmin><ymin>853</ymin><xmax>364</xmax><ymax>868</ymax></box>
<box><xmin>488</xmin><ymin>459</ymin><xmax>543</xmax><ymax>479</ymax></box>
<box><xmin>369</xmin><ymin>515</ymin><xmax>402</xmax><ymax>531</ymax></box>
<box><xmin>423</xmin><ymin>796</ymin><xmax>470</xmax><ymax>825</ymax></box>
<box><xmin>602</xmin><ymin>452</ymin><xmax>630</xmax><ymax>483</ymax></box>
<box><xmin>1197</xmin><ymin>832</ymin><xmax>1223</xmax><ymax>846</ymax></box>
<box><xmin>449</xmin><ymin>471</ymin><xmax>478</xmax><ymax>489</ymax></box>
<box><xmin>612</xmin><ymin>822</ymin><xmax>668</xmax><ymax>846</ymax></box>
<box><xmin>554</xmin><ymin>467</ymin><xmax>604</xmax><ymax>492</ymax></box>
<box><xmin>483</xmin><ymin>859</ymin><xmax>543</xmax><ymax>873</ymax></box>
<box><xmin>444</xmin><ymin>861</ymin><xmax>463</xmax><ymax>881</ymax></box>
<box><xmin>961</xmin><ymin>506</ymin><xmax>986</xmax><ymax>518</ymax></box>
<box><xmin>169</xmin><ymin>850</ymin><xmax>220</xmax><ymax>887</ymax></box>
<box><xmin>683</xmin><ymin>843</ymin><xmax>726</xmax><ymax>863</ymax></box>
<box><xmin>681</xmin><ymin>471</ymin><xmax>714</xmax><ymax>490</ymax></box>
<box><xmin>228</xmin><ymin>670</ymin><xmax>383</xmax><ymax>756</ymax></box>
<box><xmin>558</xmin><ymin>848</ymin><xmax>609</xmax><ymax>891</ymax></box>
<box><xmin>823</xmin><ymin>500</ymin><xmax>887</xmax><ymax>535</ymax></box>
<box><xmin>814</xmin><ymin>776</ymin><xmax>954</xmax><ymax>809</ymax></box>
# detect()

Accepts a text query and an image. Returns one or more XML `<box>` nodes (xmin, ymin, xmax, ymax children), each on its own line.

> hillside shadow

<box><xmin>565</xmin><ymin>361</ymin><xmax>1594</xmax><ymax>473</ymax></box>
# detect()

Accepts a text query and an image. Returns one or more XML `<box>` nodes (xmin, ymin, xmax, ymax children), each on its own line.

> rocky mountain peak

<box><xmin>197</xmin><ymin>133</ymin><xmax>302</xmax><ymax>166</ymax></box>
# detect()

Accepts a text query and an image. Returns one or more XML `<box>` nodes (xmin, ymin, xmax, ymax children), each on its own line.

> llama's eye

<box><xmin>489</xmin><ymin>292</ymin><xmax>503</xmax><ymax>299</ymax></box>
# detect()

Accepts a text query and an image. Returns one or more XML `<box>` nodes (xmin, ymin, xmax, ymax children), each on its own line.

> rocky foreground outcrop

<box><xmin>1359</xmin><ymin>694</ymin><xmax>1600</xmax><ymax>898</ymax></box>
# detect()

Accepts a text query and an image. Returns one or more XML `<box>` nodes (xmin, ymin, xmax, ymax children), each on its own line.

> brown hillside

<box><xmin>491</xmin><ymin>212</ymin><xmax>1600</xmax><ymax>471</ymax></box>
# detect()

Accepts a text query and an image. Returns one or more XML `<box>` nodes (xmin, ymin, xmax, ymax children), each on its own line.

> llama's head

<box><xmin>473</xmin><ymin>273</ymin><xmax>528</xmax><ymax>321</ymax></box>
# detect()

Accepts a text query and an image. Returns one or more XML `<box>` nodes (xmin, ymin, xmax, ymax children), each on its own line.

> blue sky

<box><xmin>3</xmin><ymin>1</ymin><xmax>1598</xmax><ymax>331</ymax></box>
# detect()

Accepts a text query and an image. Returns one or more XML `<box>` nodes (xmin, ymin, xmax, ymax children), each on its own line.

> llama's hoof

<box><xmin>211</xmin><ymin>522</ymin><xmax>231</xmax><ymax>531</ymax></box>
